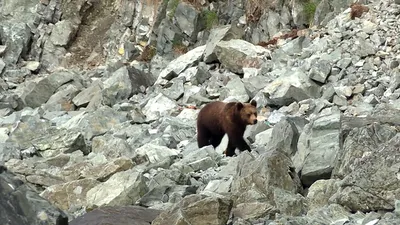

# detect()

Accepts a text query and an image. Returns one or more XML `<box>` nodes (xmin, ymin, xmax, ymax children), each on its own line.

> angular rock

<box><xmin>49</xmin><ymin>20</ymin><xmax>77</xmax><ymax>47</ymax></box>
<box><xmin>331</xmin><ymin>115</ymin><xmax>400</xmax><ymax>212</ymax></box>
<box><xmin>102</xmin><ymin>66</ymin><xmax>134</xmax><ymax>106</ymax></box>
<box><xmin>172</xmin><ymin>145</ymin><xmax>222</xmax><ymax>173</ymax></box>
<box><xmin>152</xmin><ymin>194</ymin><xmax>232</xmax><ymax>225</ymax></box>
<box><xmin>293</xmin><ymin>112</ymin><xmax>340</xmax><ymax>186</ymax></box>
<box><xmin>0</xmin><ymin>168</ymin><xmax>69</xmax><ymax>225</ymax></box>
<box><xmin>220</xmin><ymin>76</ymin><xmax>249</xmax><ymax>102</ymax></box>
<box><xmin>42</xmin><ymin>83</ymin><xmax>82</xmax><ymax>111</ymax></box>
<box><xmin>308</xmin><ymin>60</ymin><xmax>332</xmax><ymax>83</ymax></box>
<box><xmin>264</xmin><ymin>118</ymin><xmax>299</xmax><ymax>156</ymax></box>
<box><xmin>0</xmin><ymin>59</ymin><xmax>5</xmax><ymax>74</ymax></box>
<box><xmin>7</xmin><ymin>116</ymin><xmax>88</xmax><ymax>158</ymax></box>
<box><xmin>86</xmin><ymin>169</ymin><xmax>147</xmax><ymax>208</ymax></box>
<box><xmin>139</xmin><ymin>184</ymin><xmax>198</xmax><ymax>209</ymax></box>
<box><xmin>161</xmin><ymin>77</ymin><xmax>185</xmax><ymax>100</ymax></box>
<box><xmin>69</xmin><ymin>205</ymin><xmax>161</xmax><ymax>225</ymax></box>
<box><xmin>134</xmin><ymin>143</ymin><xmax>180</xmax><ymax>164</ymax></box>
<box><xmin>142</xmin><ymin>93</ymin><xmax>178</xmax><ymax>121</ymax></box>
<box><xmin>40</xmin><ymin>178</ymin><xmax>100</xmax><ymax>213</ymax></box>
<box><xmin>16</xmin><ymin>70</ymin><xmax>81</xmax><ymax>109</ymax></box>
<box><xmin>91</xmin><ymin>135</ymin><xmax>135</xmax><ymax>160</ymax></box>
<box><xmin>203</xmin><ymin>25</ymin><xmax>232</xmax><ymax>63</ymax></box>
<box><xmin>231</xmin><ymin>150</ymin><xmax>303</xmax><ymax>220</ymax></box>
<box><xmin>307</xmin><ymin>179</ymin><xmax>341</xmax><ymax>211</ymax></box>
<box><xmin>174</xmin><ymin>2</ymin><xmax>201</xmax><ymax>39</ymax></box>
<box><xmin>0</xmin><ymin>142</ymin><xmax>21</xmax><ymax>164</ymax></box>
<box><xmin>72</xmin><ymin>79</ymin><xmax>103</xmax><ymax>107</ymax></box>
<box><xmin>80</xmin><ymin>157</ymin><xmax>134</xmax><ymax>181</ymax></box>
<box><xmin>155</xmin><ymin>45</ymin><xmax>206</xmax><ymax>84</ymax></box>
<box><xmin>262</xmin><ymin>69</ymin><xmax>321</xmax><ymax>106</ymax></box>
<box><xmin>0</xmin><ymin>21</ymin><xmax>32</xmax><ymax>66</ymax></box>
<box><xmin>60</xmin><ymin>106</ymin><xmax>128</xmax><ymax>141</ymax></box>
<box><xmin>214</xmin><ymin>39</ymin><xmax>270</xmax><ymax>74</ymax></box>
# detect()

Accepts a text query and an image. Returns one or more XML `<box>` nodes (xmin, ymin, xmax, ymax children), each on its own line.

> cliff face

<box><xmin>2</xmin><ymin>0</ymin><xmax>400</xmax><ymax>225</ymax></box>
<box><xmin>0</xmin><ymin>0</ymin><xmax>361</xmax><ymax>72</ymax></box>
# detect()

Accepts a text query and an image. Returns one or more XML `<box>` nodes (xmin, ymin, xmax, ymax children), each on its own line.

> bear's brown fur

<box><xmin>196</xmin><ymin>100</ymin><xmax>258</xmax><ymax>157</ymax></box>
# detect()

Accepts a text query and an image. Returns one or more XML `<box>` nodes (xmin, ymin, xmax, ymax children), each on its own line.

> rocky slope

<box><xmin>2</xmin><ymin>0</ymin><xmax>400</xmax><ymax>224</ymax></box>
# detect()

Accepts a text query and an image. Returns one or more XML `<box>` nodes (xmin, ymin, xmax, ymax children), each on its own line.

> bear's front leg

<box><xmin>235</xmin><ymin>137</ymin><xmax>252</xmax><ymax>152</ymax></box>
<box><xmin>225</xmin><ymin>133</ymin><xmax>252</xmax><ymax>157</ymax></box>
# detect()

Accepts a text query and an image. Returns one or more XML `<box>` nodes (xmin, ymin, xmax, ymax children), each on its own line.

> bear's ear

<box><xmin>250</xmin><ymin>100</ymin><xmax>257</xmax><ymax>107</ymax></box>
<box><xmin>236</xmin><ymin>102</ymin><xmax>244</xmax><ymax>110</ymax></box>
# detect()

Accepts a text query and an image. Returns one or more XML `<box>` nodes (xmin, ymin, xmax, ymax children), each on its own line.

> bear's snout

<box><xmin>253</xmin><ymin>119</ymin><xmax>258</xmax><ymax>124</ymax></box>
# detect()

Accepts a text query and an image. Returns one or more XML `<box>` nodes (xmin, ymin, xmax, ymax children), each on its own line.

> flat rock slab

<box><xmin>69</xmin><ymin>205</ymin><xmax>161</xmax><ymax>225</ymax></box>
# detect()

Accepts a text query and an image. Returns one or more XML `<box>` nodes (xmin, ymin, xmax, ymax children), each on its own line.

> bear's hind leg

<box><xmin>225</xmin><ymin>141</ymin><xmax>236</xmax><ymax>157</ymax></box>
<box><xmin>210</xmin><ymin>135</ymin><xmax>224</xmax><ymax>148</ymax></box>
<box><xmin>197</xmin><ymin>126</ymin><xmax>212</xmax><ymax>148</ymax></box>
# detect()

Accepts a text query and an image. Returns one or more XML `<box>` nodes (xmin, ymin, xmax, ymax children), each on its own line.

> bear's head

<box><xmin>236</xmin><ymin>100</ymin><xmax>258</xmax><ymax>125</ymax></box>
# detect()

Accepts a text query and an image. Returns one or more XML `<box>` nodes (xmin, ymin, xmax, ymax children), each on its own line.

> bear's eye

<box><xmin>247</xmin><ymin>113</ymin><xmax>251</xmax><ymax>117</ymax></box>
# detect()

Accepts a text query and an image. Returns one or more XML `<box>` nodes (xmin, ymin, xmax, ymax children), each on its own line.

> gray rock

<box><xmin>40</xmin><ymin>178</ymin><xmax>100</xmax><ymax>213</ymax></box>
<box><xmin>155</xmin><ymin>45</ymin><xmax>206</xmax><ymax>84</ymax></box>
<box><xmin>231</xmin><ymin>150</ymin><xmax>302</xmax><ymax>220</ymax></box>
<box><xmin>60</xmin><ymin>106</ymin><xmax>129</xmax><ymax>141</ymax></box>
<box><xmin>201</xmin><ymin>177</ymin><xmax>233</xmax><ymax>197</ymax></box>
<box><xmin>102</xmin><ymin>66</ymin><xmax>134</xmax><ymax>106</ymax></box>
<box><xmin>7</xmin><ymin>115</ymin><xmax>88</xmax><ymax>158</ymax></box>
<box><xmin>262</xmin><ymin>69</ymin><xmax>321</xmax><ymax>106</ymax></box>
<box><xmin>0</xmin><ymin>59</ymin><xmax>5</xmax><ymax>74</ymax></box>
<box><xmin>0</xmin><ymin>142</ymin><xmax>20</xmax><ymax>164</ymax></box>
<box><xmin>152</xmin><ymin>194</ymin><xmax>232</xmax><ymax>225</ymax></box>
<box><xmin>86</xmin><ymin>168</ymin><xmax>147</xmax><ymax>208</ymax></box>
<box><xmin>161</xmin><ymin>77</ymin><xmax>184</xmax><ymax>100</ymax></box>
<box><xmin>331</xmin><ymin>115</ymin><xmax>400</xmax><ymax>212</ymax></box>
<box><xmin>0</xmin><ymin>45</ymin><xmax>6</xmax><ymax>56</ymax></box>
<box><xmin>42</xmin><ymin>83</ymin><xmax>82</xmax><ymax>111</ymax></box>
<box><xmin>72</xmin><ymin>79</ymin><xmax>103</xmax><ymax>107</ymax></box>
<box><xmin>134</xmin><ymin>143</ymin><xmax>180</xmax><ymax>164</ymax></box>
<box><xmin>69</xmin><ymin>205</ymin><xmax>161</xmax><ymax>225</ymax></box>
<box><xmin>0</xmin><ymin>21</ymin><xmax>32</xmax><ymax>65</ymax></box>
<box><xmin>174</xmin><ymin>2</ymin><xmax>201</xmax><ymax>39</ymax></box>
<box><xmin>0</xmin><ymin>167</ymin><xmax>69</xmax><ymax>225</ymax></box>
<box><xmin>142</xmin><ymin>93</ymin><xmax>178</xmax><ymax>121</ymax></box>
<box><xmin>307</xmin><ymin>179</ymin><xmax>341</xmax><ymax>211</ymax></box>
<box><xmin>265</xmin><ymin>118</ymin><xmax>299</xmax><ymax>157</ymax></box>
<box><xmin>309</xmin><ymin>60</ymin><xmax>332</xmax><ymax>83</ymax></box>
<box><xmin>193</xmin><ymin>62</ymin><xmax>211</xmax><ymax>85</ymax></box>
<box><xmin>293</xmin><ymin>112</ymin><xmax>340</xmax><ymax>186</ymax></box>
<box><xmin>139</xmin><ymin>185</ymin><xmax>198</xmax><ymax>209</ymax></box>
<box><xmin>242</xmin><ymin>75</ymin><xmax>271</xmax><ymax>99</ymax></box>
<box><xmin>24</xmin><ymin>61</ymin><xmax>41</xmax><ymax>72</ymax></box>
<box><xmin>213</xmin><ymin>39</ymin><xmax>270</xmax><ymax>74</ymax></box>
<box><xmin>50</xmin><ymin>20</ymin><xmax>77</xmax><ymax>47</ymax></box>
<box><xmin>220</xmin><ymin>76</ymin><xmax>249</xmax><ymax>102</ymax></box>
<box><xmin>253</xmin><ymin>128</ymin><xmax>273</xmax><ymax>148</ymax></box>
<box><xmin>203</xmin><ymin>25</ymin><xmax>232</xmax><ymax>63</ymax></box>
<box><xmin>91</xmin><ymin>134</ymin><xmax>135</xmax><ymax>160</ymax></box>
<box><xmin>173</xmin><ymin>145</ymin><xmax>222</xmax><ymax>173</ymax></box>
<box><xmin>16</xmin><ymin>70</ymin><xmax>81</xmax><ymax>109</ymax></box>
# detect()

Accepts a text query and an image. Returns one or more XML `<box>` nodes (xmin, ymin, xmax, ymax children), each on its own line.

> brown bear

<box><xmin>196</xmin><ymin>100</ymin><xmax>258</xmax><ymax>157</ymax></box>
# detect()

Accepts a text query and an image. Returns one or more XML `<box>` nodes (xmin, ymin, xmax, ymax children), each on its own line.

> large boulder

<box><xmin>0</xmin><ymin>166</ymin><xmax>68</xmax><ymax>225</ymax></box>
<box><xmin>70</xmin><ymin>205</ymin><xmax>161</xmax><ymax>225</ymax></box>
<box><xmin>330</xmin><ymin>113</ymin><xmax>400</xmax><ymax>212</ymax></box>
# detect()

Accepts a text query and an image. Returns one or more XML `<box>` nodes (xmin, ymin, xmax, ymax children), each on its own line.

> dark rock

<box><xmin>0</xmin><ymin>168</ymin><xmax>68</xmax><ymax>225</ymax></box>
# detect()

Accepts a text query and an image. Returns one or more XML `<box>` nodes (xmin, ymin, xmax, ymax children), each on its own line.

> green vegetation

<box><xmin>303</xmin><ymin>0</ymin><xmax>318</xmax><ymax>25</ymax></box>
<box><xmin>167</xmin><ymin>0</ymin><xmax>180</xmax><ymax>19</ymax></box>
<box><xmin>202</xmin><ymin>10</ymin><xmax>218</xmax><ymax>30</ymax></box>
